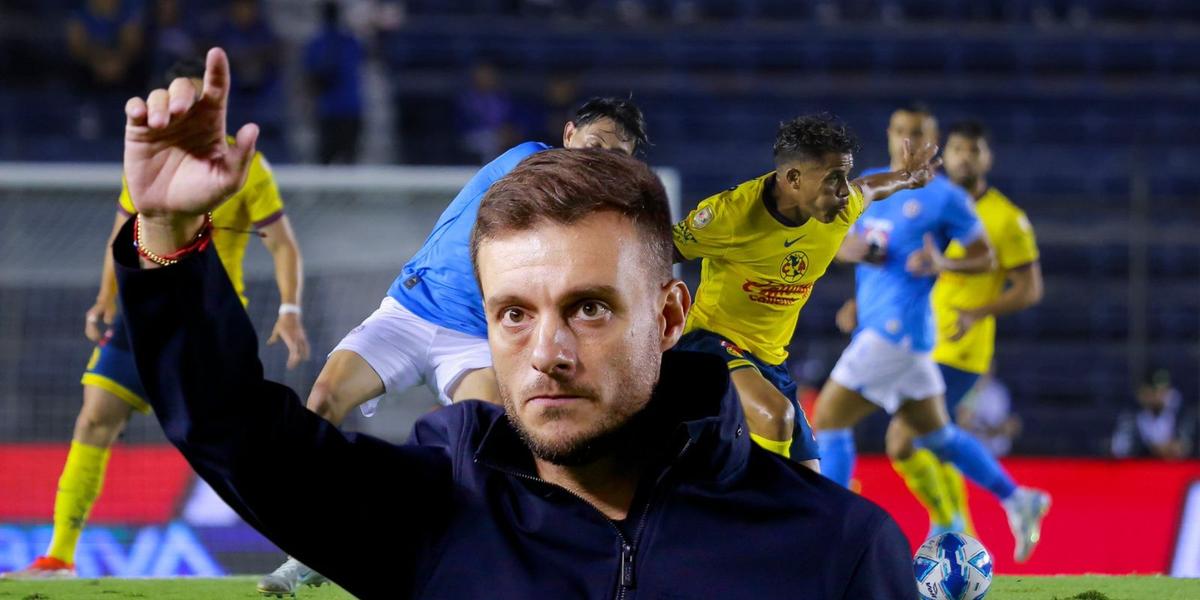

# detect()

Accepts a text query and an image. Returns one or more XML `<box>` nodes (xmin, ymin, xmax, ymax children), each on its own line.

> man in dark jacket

<box><xmin>115</xmin><ymin>47</ymin><xmax>916</xmax><ymax>599</ymax></box>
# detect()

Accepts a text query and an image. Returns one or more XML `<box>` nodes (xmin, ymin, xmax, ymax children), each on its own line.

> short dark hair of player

<box><xmin>899</xmin><ymin>100</ymin><xmax>934</xmax><ymax>117</ymax></box>
<box><xmin>773</xmin><ymin>114</ymin><xmax>859</xmax><ymax>167</ymax></box>
<box><xmin>164</xmin><ymin>58</ymin><xmax>206</xmax><ymax>87</ymax></box>
<box><xmin>572</xmin><ymin>97</ymin><xmax>650</xmax><ymax>154</ymax></box>
<box><xmin>471</xmin><ymin>148</ymin><xmax>672</xmax><ymax>280</ymax></box>
<box><xmin>946</xmin><ymin>120</ymin><xmax>991</xmax><ymax>144</ymax></box>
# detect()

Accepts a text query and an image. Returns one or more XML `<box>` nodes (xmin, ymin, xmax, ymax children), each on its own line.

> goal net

<box><xmin>0</xmin><ymin>162</ymin><xmax>683</xmax><ymax>445</ymax></box>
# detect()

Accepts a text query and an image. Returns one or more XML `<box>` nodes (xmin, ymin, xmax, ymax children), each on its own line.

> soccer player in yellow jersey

<box><xmin>2</xmin><ymin>60</ymin><xmax>310</xmax><ymax>580</ymax></box>
<box><xmin>887</xmin><ymin>119</ymin><xmax>1043</xmax><ymax>542</ymax></box>
<box><xmin>672</xmin><ymin>114</ymin><xmax>940</xmax><ymax>469</ymax></box>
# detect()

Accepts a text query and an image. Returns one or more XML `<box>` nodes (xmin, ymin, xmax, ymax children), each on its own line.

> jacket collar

<box><xmin>472</xmin><ymin>351</ymin><xmax>752</xmax><ymax>484</ymax></box>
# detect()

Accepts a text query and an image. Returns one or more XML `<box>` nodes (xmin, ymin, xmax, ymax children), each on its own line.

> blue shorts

<box><xmin>673</xmin><ymin>329</ymin><xmax>819</xmax><ymax>462</ymax></box>
<box><xmin>81</xmin><ymin>313</ymin><xmax>151</xmax><ymax>413</ymax></box>
<box><xmin>938</xmin><ymin>363</ymin><xmax>981</xmax><ymax>418</ymax></box>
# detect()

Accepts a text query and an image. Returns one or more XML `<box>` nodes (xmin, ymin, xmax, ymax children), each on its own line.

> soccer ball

<box><xmin>913</xmin><ymin>532</ymin><xmax>993</xmax><ymax>600</ymax></box>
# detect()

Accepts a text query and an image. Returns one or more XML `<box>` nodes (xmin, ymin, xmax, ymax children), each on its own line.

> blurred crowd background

<box><xmin>1</xmin><ymin>0</ymin><xmax>1198</xmax><ymax>460</ymax></box>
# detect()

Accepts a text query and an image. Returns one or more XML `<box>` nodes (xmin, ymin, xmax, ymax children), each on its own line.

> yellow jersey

<box><xmin>675</xmin><ymin>173</ymin><xmax>866</xmax><ymax>365</ymax></box>
<box><xmin>119</xmin><ymin>150</ymin><xmax>284</xmax><ymax>306</ymax></box>
<box><xmin>931</xmin><ymin>187</ymin><xmax>1039</xmax><ymax>374</ymax></box>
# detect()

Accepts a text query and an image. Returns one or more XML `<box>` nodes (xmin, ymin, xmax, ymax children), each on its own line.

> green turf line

<box><xmin>1</xmin><ymin>575</ymin><xmax>1197</xmax><ymax>599</ymax></box>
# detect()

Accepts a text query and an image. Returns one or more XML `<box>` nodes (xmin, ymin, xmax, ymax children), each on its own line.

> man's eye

<box><xmin>575</xmin><ymin>301</ymin><xmax>610</xmax><ymax>320</ymax></box>
<box><xmin>501</xmin><ymin>308</ymin><xmax>526</xmax><ymax>324</ymax></box>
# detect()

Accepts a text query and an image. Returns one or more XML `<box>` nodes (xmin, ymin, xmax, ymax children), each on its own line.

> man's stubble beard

<box><xmin>501</xmin><ymin>334</ymin><xmax>663</xmax><ymax>467</ymax></box>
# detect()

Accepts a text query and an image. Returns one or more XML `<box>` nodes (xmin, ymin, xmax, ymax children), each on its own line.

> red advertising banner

<box><xmin>2</xmin><ymin>445</ymin><xmax>1198</xmax><ymax>577</ymax></box>
<box><xmin>0</xmin><ymin>444</ymin><xmax>192</xmax><ymax>524</ymax></box>
<box><xmin>854</xmin><ymin>456</ymin><xmax>1200</xmax><ymax>576</ymax></box>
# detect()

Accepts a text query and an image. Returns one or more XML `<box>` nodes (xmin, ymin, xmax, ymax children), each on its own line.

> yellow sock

<box><xmin>892</xmin><ymin>449</ymin><xmax>955</xmax><ymax>528</ymax></box>
<box><xmin>749</xmin><ymin>432</ymin><xmax>791</xmax><ymax>459</ymax></box>
<box><xmin>939</xmin><ymin>462</ymin><xmax>975</xmax><ymax>536</ymax></box>
<box><xmin>46</xmin><ymin>441</ymin><xmax>111</xmax><ymax>564</ymax></box>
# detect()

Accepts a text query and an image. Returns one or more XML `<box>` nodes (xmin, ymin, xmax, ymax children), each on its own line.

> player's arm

<box><xmin>258</xmin><ymin>216</ymin><xmax>310</xmax><ymax>369</ymax></box>
<box><xmin>673</xmin><ymin>196</ymin><xmax>733</xmax><ymax>263</ymax></box>
<box><xmin>853</xmin><ymin>139</ymin><xmax>940</xmax><ymax>204</ymax></box>
<box><xmin>909</xmin><ymin>233</ymin><xmax>995</xmax><ymax>276</ymax></box>
<box><xmin>947</xmin><ymin>261</ymin><xmax>1043</xmax><ymax>342</ymax></box>
<box><xmin>85</xmin><ymin>210</ymin><xmax>132</xmax><ymax>341</ymax></box>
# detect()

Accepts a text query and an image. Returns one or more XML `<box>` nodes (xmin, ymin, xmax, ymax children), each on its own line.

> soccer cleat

<box><xmin>1002</xmin><ymin>487</ymin><xmax>1051</xmax><ymax>563</ymax></box>
<box><xmin>0</xmin><ymin>556</ymin><xmax>77</xmax><ymax>579</ymax></box>
<box><xmin>257</xmin><ymin>557</ymin><xmax>329</xmax><ymax>597</ymax></box>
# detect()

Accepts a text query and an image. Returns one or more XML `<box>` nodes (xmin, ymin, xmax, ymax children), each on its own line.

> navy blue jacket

<box><xmin>112</xmin><ymin>220</ymin><xmax>915</xmax><ymax>600</ymax></box>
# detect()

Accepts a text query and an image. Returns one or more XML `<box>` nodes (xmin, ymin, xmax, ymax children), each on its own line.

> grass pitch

<box><xmin>1</xmin><ymin>575</ymin><xmax>1197</xmax><ymax>599</ymax></box>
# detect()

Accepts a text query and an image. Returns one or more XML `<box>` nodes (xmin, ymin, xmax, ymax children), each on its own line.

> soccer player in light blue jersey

<box><xmin>257</xmin><ymin>98</ymin><xmax>648</xmax><ymax>597</ymax></box>
<box><xmin>811</xmin><ymin>104</ymin><xmax>1050</xmax><ymax>563</ymax></box>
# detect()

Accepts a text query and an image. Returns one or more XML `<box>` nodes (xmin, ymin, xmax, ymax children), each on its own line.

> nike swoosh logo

<box><xmin>784</xmin><ymin>236</ymin><xmax>806</xmax><ymax>247</ymax></box>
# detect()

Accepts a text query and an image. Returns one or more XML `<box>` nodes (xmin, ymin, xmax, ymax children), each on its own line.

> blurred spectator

<box><xmin>67</xmin><ymin>0</ymin><xmax>145</xmax><ymax>91</ymax></box>
<box><xmin>537</xmin><ymin>75</ymin><xmax>578</xmax><ymax>142</ymax></box>
<box><xmin>218</xmin><ymin>0</ymin><xmax>282</xmax><ymax>133</ymax></box>
<box><xmin>304</xmin><ymin>1</ymin><xmax>365</xmax><ymax>164</ymax></box>
<box><xmin>456</xmin><ymin>63</ymin><xmax>520</xmax><ymax>163</ymax></box>
<box><xmin>66</xmin><ymin>0</ymin><xmax>146</xmax><ymax>139</ymax></box>
<box><xmin>1112</xmin><ymin>370</ymin><xmax>1196</xmax><ymax>459</ymax></box>
<box><xmin>957</xmin><ymin>372</ymin><xmax>1022</xmax><ymax>457</ymax></box>
<box><xmin>146</xmin><ymin>0</ymin><xmax>200</xmax><ymax>79</ymax></box>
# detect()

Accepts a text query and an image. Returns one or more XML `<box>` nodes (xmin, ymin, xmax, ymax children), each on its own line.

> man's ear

<box><xmin>659</xmin><ymin>279</ymin><xmax>692</xmax><ymax>352</ymax></box>
<box><xmin>785</xmin><ymin>166</ymin><xmax>803</xmax><ymax>187</ymax></box>
<box><xmin>562</xmin><ymin>121</ymin><xmax>576</xmax><ymax>147</ymax></box>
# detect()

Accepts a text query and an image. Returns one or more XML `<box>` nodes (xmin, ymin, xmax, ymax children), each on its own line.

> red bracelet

<box><xmin>134</xmin><ymin>213</ymin><xmax>214</xmax><ymax>267</ymax></box>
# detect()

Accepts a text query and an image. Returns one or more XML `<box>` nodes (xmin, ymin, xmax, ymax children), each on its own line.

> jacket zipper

<box><xmin>478</xmin><ymin>438</ymin><xmax>694</xmax><ymax>600</ymax></box>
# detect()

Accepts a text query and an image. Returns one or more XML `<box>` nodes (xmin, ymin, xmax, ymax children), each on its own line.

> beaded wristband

<box><xmin>134</xmin><ymin>212</ymin><xmax>214</xmax><ymax>267</ymax></box>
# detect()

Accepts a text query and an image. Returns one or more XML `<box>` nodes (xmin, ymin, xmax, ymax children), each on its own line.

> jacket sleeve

<box><xmin>112</xmin><ymin>218</ymin><xmax>451</xmax><ymax>599</ymax></box>
<box><xmin>842</xmin><ymin>511</ymin><xmax>918</xmax><ymax>600</ymax></box>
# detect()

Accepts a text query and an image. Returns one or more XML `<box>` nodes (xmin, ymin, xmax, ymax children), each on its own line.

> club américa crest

<box><xmin>779</xmin><ymin>251</ymin><xmax>809</xmax><ymax>283</ymax></box>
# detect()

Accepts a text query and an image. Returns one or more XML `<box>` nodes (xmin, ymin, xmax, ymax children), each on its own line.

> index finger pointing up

<box><xmin>201</xmin><ymin>47</ymin><xmax>231</xmax><ymax>106</ymax></box>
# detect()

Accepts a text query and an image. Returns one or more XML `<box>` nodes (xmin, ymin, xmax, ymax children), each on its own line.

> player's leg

<box><xmin>6</xmin><ymin>322</ymin><xmax>146</xmax><ymax>579</ymax></box>
<box><xmin>5</xmin><ymin>386</ymin><xmax>135</xmax><ymax>580</ymax></box>
<box><xmin>306</xmin><ymin>350</ymin><xmax>385</xmax><ymax>425</ymax></box>
<box><xmin>813</xmin><ymin>330</ymin><xmax>909</xmax><ymax>487</ymax></box>
<box><xmin>936</xmin><ymin>363</ymin><xmax>982</xmax><ymax>534</ymax></box>
<box><xmin>50</xmin><ymin>385</ymin><xmax>135</xmax><ymax>559</ymax></box>
<box><xmin>449</xmin><ymin>368</ymin><xmax>500</xmax><ymax>404</ymax></box>
<box><xmin>671</xmin><ymin>331</ymin><xmax>798</xmax><ymax>461</ymax></box>
<box><xmin>811</xmin><ymin>381</ymin><xmax>878</xmax><ymax>487</ymax></box>
<box><xmin>886</xmin><ymin>417</ymin><xmax>958</xmax><ymax>535</ymax></box>
<box><xmin>896</xmin><ymin>393</ymin><xmax>1050</xmax><ymax>561</ymax></box>
<box><xmin>889</xmin><ymin>363</ymin><xmax>982</xmax><ymax>535</ymax></box>
<box><xmin>306</xmin><ymin>297</ymin><xmax>433</xmax><ymax>424</ymax></box>
<box><xmin>729</xmin><ymin>368</ymin><xmax>796</xmax><ymax>459</ymax></box>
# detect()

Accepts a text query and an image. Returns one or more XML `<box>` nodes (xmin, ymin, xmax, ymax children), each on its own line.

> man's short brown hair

<box><xmin>470</xmin><ymin>148</ymin><xmax>673</xmax><ymax>281</ymax></box>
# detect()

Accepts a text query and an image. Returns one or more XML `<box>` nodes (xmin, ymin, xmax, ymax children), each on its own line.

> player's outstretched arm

<box><xmin>853</xmin><ymin>139</ymin><xmax>941</xmax><ymax>204</ymax></box>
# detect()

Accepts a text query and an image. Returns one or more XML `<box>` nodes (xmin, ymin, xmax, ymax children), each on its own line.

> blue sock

<box><xmin>916</xmin><ymin>424</ymin><xmax>1017</xmax><ymax>500</ymax></box>
<box><xmin>815</xmin><ymin>429</ymin><xmax>855</xmax><ymax>487</ymax></box>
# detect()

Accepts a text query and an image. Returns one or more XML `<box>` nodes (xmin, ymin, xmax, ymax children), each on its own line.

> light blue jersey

<box><xmin>853</xmin><ymin>170</ymin><xmax>983</xmax><ymax>352</ymax></box>
<box><xmin>388</xmin><ymin>142</ymin><xmax>551</xmax><ymax>338</ymax></box>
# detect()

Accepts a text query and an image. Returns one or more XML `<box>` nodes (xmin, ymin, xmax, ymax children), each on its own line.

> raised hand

<box><xmin>897</xmin><ymin>138</ymin><xmax>941</xmax><ymax>190</ymax></box>
<box><xmin>906</xmin><ymin>233</ymin><xmax>946</xmax><ymax>277</ymax></box>
<box><xmin>124</xmin><ymin>48</ymin><xmax>258</xmax><ymax>244</ymax></box>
